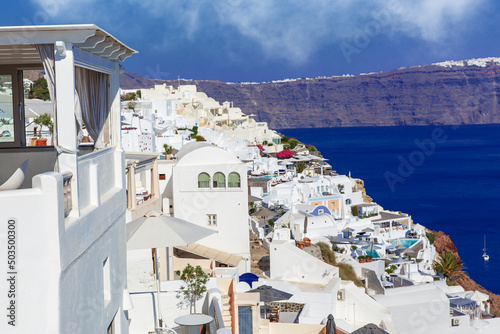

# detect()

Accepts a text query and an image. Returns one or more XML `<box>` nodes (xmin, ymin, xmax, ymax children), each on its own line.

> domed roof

<box><xmin>176</xmin><ymin>142</ymin><xmax>242</xmax><ymax>166</ymax></box>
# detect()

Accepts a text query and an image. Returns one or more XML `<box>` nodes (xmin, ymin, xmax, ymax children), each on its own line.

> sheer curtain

<box><xmin>35</xmin><ymin>44</ymin><xmax>81</xmax><ymax>156</ymax></box>
<box><xmin>74</xmin><ymin>66</ymin><xmax>110</xmax><ymax>149</ymax></box>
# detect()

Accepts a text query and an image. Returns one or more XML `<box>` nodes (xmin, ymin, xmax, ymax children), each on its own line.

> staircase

<box><xmin>249</xmin><ymin>230</ymin><xmax>270</xmax><ymax>277</ymax></box>
<box><xmin>221</xmin><ymin>291</ymin><xmax>232</xmax><ymax>329</ymax></box>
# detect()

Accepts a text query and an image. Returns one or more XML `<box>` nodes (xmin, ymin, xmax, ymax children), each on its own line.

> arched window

<box><xmin>198</xmin><ymin>173</ymin><xmax>210</xmax><ymax>188</ymax></box>
<box><xmin>345</xmin><ymin>198</ymin><xmax>352</xmax><ymax>205</ymax></box>
<box><xmin>213</xmin><ymin>172</ymin><xmax>226</xmax><ymax>188</ymax></box>
<box><xmin>228</xmin><ymin>172</ymin><xmax>241</xmax><ymax>188</ymax></box>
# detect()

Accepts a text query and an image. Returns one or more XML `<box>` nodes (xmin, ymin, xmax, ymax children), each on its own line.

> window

<box><xmin>345</xmin><ymin>198</ymin><xmax>352</xmax><ymax>205</ymax></box>
<box><xmin>213</xmin><ymin>172</ymin><xmax>226</xmax><ymax>188</ymax></box>
<box><xmin>198</xmin><ymin>172</ymin><xmax>210</xmax><ymax>188</ymax></box>
<box><xmin>207</xmin><ymin>214</ymin><xmax>217</xmax><ymax>226</ymax></box>
<box><xmin>228</xmin><ymin>172</ymin><xmax>241</xmax><ymax>188</ymax></box>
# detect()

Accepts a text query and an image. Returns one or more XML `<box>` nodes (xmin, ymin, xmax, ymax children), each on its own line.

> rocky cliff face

<box><xmin>121</xmin><ymin>59</ymin><xmax>500</xmax><ymax>129</ymax></box>
<box><xmin>431</xmin><ymin>230</ymin><xmax>500</xmax><ymax>316</ymax></box>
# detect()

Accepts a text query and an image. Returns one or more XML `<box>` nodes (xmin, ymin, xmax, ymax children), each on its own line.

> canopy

<box><xmin>126</xmin><ymin>210</ymin><xmax>216</xmax><ymax>250</ymax></box>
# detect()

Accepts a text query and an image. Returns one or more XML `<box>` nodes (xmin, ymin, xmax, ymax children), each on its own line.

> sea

<box><xmin>280</xmin><ymin>124</ymin><xmax>500</xmax><ymax>294</ymax></box>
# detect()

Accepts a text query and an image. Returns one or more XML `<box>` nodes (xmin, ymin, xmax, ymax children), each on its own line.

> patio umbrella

<box><xmin>351</xmin><ymin>323</ymin><xmax>389</xmax><ymax>334</ymax></box>
<box><xmin>248</xmin><ymin>285</ymin><xmax>293</xmax><ymax>318</ymax></box>
<box><xmin>126</xmin><ymin>210</ymin><xmax>217</xmax><ymax>330</ymax></box>
<box><xmin>326</xmin><ymin>314</ymin><xmax>336</xmax><ymax>334</ymax></box>
<box><xmin>251</xmin><ymin>207</ymin><xmax>275</xmax><ymax>219</ymax></box>
<box><xmin>248</xmin><ymin>285</ymin><xmax>293</xmax><ymax>302</ymax></box>
<box><xmin>127</xmin><ymin>210</ymin><xmax>217</xmax><ymax>250</ymax></box>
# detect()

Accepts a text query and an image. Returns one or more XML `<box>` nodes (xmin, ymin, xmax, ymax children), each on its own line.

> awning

<box><xmin>176</xmin><ymin>243</ymin><xmax>242</xmax><ymax>267</ymax></box>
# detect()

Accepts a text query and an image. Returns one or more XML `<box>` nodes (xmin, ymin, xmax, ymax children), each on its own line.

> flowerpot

<box><xmin>367</xmin><ymin>259</ymin><xmax>372</xmax><ymax>263</ymax></box>
<box><xmin>35</xmin><ymin>138</ymin><xmax>47</xmax><ymax>146</ymax></box>
<box><xmin>359</xmin><ymin>260</ymin><xmax>366</xmax><ymax>263</ymax></box>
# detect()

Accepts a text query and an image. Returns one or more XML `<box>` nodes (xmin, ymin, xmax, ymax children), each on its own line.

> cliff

<box><xmin>431</xmin><ymin>230</ymin><xmax>500</xmax><ymax>316</ymax></box>
<box><xmin>121</xmin><ymin>58</ymin><xmax>500</xmax><ymax>129</ymax></box>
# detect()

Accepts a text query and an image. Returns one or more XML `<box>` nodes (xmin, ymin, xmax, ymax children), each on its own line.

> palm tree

<box><xmin>433</xmin><ymin>252</ymin><xmax>462</xmax><ymax>280</ymax></box>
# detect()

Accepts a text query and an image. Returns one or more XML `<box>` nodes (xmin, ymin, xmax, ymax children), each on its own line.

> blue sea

<box><xmin>281</xmin><ymin>124</ymin><xmax>500</xmax><ymax>294</ymax></box>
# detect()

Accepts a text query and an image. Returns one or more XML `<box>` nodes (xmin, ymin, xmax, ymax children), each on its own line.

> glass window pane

<box><xmin>0</xmin><ymin>74</ymin><xmax>14</xmax><ymax>143</ymax></box>
<box><xmin>198</xmin><ymin>173</ymin><xmax>210</xmax><ymax>188</ymax></box>
<box><xmin>228</xmin><ymin>172</ymin><xmax>240</xmax><ymax>188</ymax></box>
<box><xmin>213</xmin><ymin>172</ymin><xmax>225</xmax><ymax>188</ymax></box>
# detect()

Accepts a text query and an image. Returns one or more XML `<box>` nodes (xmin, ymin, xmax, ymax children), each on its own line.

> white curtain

<box><xmin>35</xmin><ymin>44</ymin><xmax>78</xmax><ymax>156</ymax></box>
<box><xmin>74</xmin><ymin>66</ymin><xmax>110</xmax><ymax>149</ymax></box>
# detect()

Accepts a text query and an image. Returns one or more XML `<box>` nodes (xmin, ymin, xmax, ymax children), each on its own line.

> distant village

<box><xmin>0</xmin><ymin>25</ymin><xmax>498</xmax><ymax>334</ymax></box>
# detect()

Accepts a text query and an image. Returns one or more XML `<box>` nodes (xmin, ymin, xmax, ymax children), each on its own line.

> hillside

<box><xmin>121</xmin><ymin>58</ymin><xmax>500</xmax><ymax>129</ymax></box>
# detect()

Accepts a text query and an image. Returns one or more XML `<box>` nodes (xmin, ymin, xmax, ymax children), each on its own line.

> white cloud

<box><xmin>29</xmin><ymin>0</ymin><xmax>489</xmax><ymax>64</ymax></box>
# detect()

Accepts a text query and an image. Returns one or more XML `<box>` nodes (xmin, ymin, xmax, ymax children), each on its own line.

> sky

<box><xmin>4</xmin><ymin>0</ymin><xmax>500</xmax><ymax>82</ymax></box>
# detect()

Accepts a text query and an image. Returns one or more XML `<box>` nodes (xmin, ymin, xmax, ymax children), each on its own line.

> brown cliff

<box><xmin>431</xmin><ymin>230</ymin><xmax>500</xmax><ymax>316</ymax></box>
<box><xmin>121</xmin><ymin>60</ymin><xmax>500</xmax><ymax>129</ymax></box>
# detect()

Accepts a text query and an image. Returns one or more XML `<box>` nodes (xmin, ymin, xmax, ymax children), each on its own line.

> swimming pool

<box><xmin>392</xmin><ymin>239</ymin><xmax>418</xmax><ymax>248</ymax></box>
<box><xmin>363</xmin><ymin>249</ymin><xmax>380</xmax><ymax>258</ymax></box>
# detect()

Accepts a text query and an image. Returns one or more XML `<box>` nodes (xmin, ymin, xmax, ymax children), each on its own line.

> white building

<box><xmin>0</xmin><ymin>25</ymin><xmax>136</xmax><ymax>333</ymax></box>
<box><xmin>171</xmin><ymin>142</ymin><xmax>251</xmax><ymax>272</ymax></box>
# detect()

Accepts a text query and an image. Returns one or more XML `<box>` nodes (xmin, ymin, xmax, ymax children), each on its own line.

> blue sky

<box><xmin>5</xmin><ymin>0</ymin><xmax>500</xmax><ymax>82</ymax></box>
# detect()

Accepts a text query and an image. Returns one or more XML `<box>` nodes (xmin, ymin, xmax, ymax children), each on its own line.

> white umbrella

<box><xmin>127</xmin><ymin>210</ymin><xmax>216</xmax><ymax>250</ymax></box>
<box><xmin>126</xmin><ymin>210</ymin><xmax>217</xmax><ymax>331</ymax></box>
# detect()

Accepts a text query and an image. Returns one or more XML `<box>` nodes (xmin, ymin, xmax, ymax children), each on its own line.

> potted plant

<box><xmin>33</xmin><ymin>113</ymin><xmax>53</xmax><ymax>145</ymax></box>
<box><xmin>178</xmin><ymin>264</ymin><xmax>210</xmax><ymax>313</ymax></box>
<box><xmin>358</xmin><ymin>255</ymin><xmax>366</xmax><ymax>263</ymax></box>
<box><xmin>163</xmin><ymin>144</ymin><xmax>173</xmax><ymax>159</ymax></box>
<box><xmin>367</xmin><ymin>255</ymin><xmax>373</xmax><ymax>263</ymax></box>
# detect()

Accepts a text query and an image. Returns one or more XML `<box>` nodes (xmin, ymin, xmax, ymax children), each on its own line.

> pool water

<box><xmin>392</xmin><ymin>239</ymin><xmax>418</xmax><ymax>248</ymax></box>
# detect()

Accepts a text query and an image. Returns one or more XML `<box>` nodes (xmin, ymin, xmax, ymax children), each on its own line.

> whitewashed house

<box><xmin>171</xmin><ymin>142</ymin><xmax>251</xmax><ymax>272</ymax></box>
<box><xmin>0</xmin><ymin>24</ymin><xmax>136</xmax><ymax>334</ymax></box>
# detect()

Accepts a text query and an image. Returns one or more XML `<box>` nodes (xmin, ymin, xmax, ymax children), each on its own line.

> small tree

<box><xmin>163</xmin><ymin>144</ymin><xmax>173</xmax><ymax>154</ymax></box>
<box><xmin>178</xmin><ymin>264</ymin><xmax>209</xmax><ymax>313</ymax></box>
<box><xmin>433</xmin><ymin>252</ymin><xmax>462</xmax><ymax>281</ymax></box>
<box><xmin>33</xmin><ymin>113</ymin><xmax>53</xmax><ymax>138</ymax></box>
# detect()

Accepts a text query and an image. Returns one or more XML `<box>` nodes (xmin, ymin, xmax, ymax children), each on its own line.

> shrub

<box><xmin>317</xmin><ymin>242</ymin><xmax>336</xmax><ymax>265</ymax></box>
<box><xmin>276</xmin><ymin>149</ymin><xmax>293</xmax><ymax>159</ymax></box>
<box><xmin>426</xmin><ymin>232</ymin><xmax>436</xmax><ymax>245</ymax></box>
<box><xmin>195</xmin><ymin>135</ymin><xmax>206</xmax><ymax>142</ymax></box>
<box><xmin>351</xmin><ymin>206</ymin><xmax>358</xmax><ymax>217</ymax></box>
<box><xmin>338</xmin><ymin>263</ymin><xmax>364</xmax><ymax>287</ymax></box>
<box><xmin>288</xmin><ymin>138</ymin><xmax>299</xmax><ymax>149</ymax></box>
<box><xmin>262</xmin><ymin>140</ymin><xmax>268</xmax><ymax>145</ymax></box>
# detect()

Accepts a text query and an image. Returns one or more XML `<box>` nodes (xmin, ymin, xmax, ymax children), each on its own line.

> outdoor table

<box><xmin>174</xmin><ymin>314</ymin><xmax>213</xmax><ymax>334</ymax></box>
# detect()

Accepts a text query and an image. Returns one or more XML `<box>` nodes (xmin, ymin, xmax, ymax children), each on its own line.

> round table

<box><xmin>174</xmin><ymin>314</ymin><xmax>213</xmax><ymax>334</ymax></box>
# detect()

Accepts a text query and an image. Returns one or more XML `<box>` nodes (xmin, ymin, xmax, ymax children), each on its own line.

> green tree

<box><xmin>178</xmin><ymin>264</ymin><xmax>210</xmax><ymax>313</ymax></box>
<box><xmin>28</xmin><ymin>77</ymin><xmax>50</xmax><ymax>101</ymax></box>
<box><xmin>288</xmin><ymin>138</ymin><xmax>299</xmax><ymax>149</ymax></box>
<box><xmin>433</xmin><ymin>252</ymin><xmax>462</xmax><ymax>280</ymax></box>
<box><xmin>33</xmin><ymin>113</ymin><xmax>53</xmax><ymax>137</ymax></box>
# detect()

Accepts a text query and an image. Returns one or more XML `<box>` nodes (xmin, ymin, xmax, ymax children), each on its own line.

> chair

<box><xmin>304</xmin><ymin>237</ymin><xmax>311</xmax><ymax>247</ymax></box>
<box><xmin>269</xmin><ymin>306</ymin><xmax>280</xmax><ymax>323</ymax></box>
